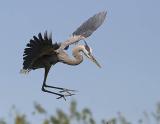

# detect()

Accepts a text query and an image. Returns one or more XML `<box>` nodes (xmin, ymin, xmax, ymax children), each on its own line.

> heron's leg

<box><xmin>42</xmin><ymin>66</ymin><xmax>75</xmax><ymax>99</ymax></box>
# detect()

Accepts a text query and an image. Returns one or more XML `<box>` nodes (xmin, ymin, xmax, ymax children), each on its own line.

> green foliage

<box><xmin>34</xmin><ymin>102</ymin><xmax>47</xmax><ymax>114</ymax></box>
<box><xmin>152</xmin><ymin>103</ymin><xmax>160</xmax><ymax>123</ymax></box>
<box><xmin>118</xmin><ymin>112</ymin><xmax>131</xmax><ymax>124</ymax></box>
<box><xmin>0</xmin><ymin>119</ymin><xmax>6</xmax><ymax>124</ymax></box>
<box><xmin>14</xmin><ymin>114</ymin><xmax>29</xmax><ymax>124</ymax></box>
<box><xmin>0</xmin><ymin>100</ymin><xmax>160</xmax><ymax>124</ymax></box>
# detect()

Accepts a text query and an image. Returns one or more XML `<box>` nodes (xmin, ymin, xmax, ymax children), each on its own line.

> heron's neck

<box><xmin>59</xmin><ymin>45</ymin><xmax>84</xmax><ymax>66</ymax></box>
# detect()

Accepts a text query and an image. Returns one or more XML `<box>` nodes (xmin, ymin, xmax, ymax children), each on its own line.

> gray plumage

<box><xmin>57</xmin><ymin>11</ymin><xmax>107</xmax><ymax>51</ymax></box>
<box><xmin>73</xmin><ymin>11</ymin><xmax>107</xmax><ymax>38</ymax></box>
<box><xmin>21</xmin><ymin>11</ymin><xmax>106</xmax><ymax>100</ymax></box>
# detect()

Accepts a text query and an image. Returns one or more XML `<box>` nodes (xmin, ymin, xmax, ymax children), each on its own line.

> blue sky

<box><xmin>0</xmin><ymin>0</ymin><xmax>160</xmax><ymax>123</ymax></box>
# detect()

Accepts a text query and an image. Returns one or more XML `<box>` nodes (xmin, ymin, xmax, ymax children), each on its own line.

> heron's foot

<box><xmin>42</xmin><ymin>84</ymin><xmax>77</xmax><ymax>100</ymax></box>
<box><xmin>42</xmin><ymin>87</ymin><xmax>75</xmax><ymax>101</ymax></box>
<box><xmin>59</xmin><ymin>88</ymin><xmax>77</xmax><ymax>95</ymax></box>
<box><xmin>57</xmin><ymin>88</ymin><xmax>77</xmax><ymax>100</ymax></box>
<box><xmin>56</xmin><ymin>92</ymin><xmax>75</xmax><ymax>101</ymax></box>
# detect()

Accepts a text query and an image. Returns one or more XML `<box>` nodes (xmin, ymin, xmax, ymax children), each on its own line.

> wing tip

<box><xmin>98</xmin><ymin>10</ymin><xmax>107</xmax><ymax>19</ymax></box>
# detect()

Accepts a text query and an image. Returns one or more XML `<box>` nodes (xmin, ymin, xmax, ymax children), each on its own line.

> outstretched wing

<box><xmin>21</xmin><ymin>31</ymin><xmax>60</xmax><ymax>72</ymax></box>
<box><xmin>56</xmin><ymin>11</ymin><xmax>107</xmax><ymax>52</ymax></box>
<box><xmin>73</xmin><ymin>11</ymin><xmax>107</xmax><ymax>37</ymax></box>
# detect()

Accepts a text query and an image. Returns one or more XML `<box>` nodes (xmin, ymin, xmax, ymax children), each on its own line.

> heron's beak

<box><xmin>89</xmin><ymin>54</ymin><xmax>101</xmax><ymax>68</ymax></box>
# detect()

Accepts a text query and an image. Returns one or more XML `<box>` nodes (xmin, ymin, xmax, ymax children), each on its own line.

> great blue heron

<box><xmin>21</xmin><ymin>11</ymin><xmax>107</xmax><ymax>100</ymax></box>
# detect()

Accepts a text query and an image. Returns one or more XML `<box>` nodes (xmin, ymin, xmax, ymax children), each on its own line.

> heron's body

<box><xmin>23</xmin><ymin>33</ymin><xmax>87</xmax><ymax>71</ymax></box>
<box><xmin>21</xmin><ymin>11</ymin><xmax>107</xmax><ymax>100</ymax></box>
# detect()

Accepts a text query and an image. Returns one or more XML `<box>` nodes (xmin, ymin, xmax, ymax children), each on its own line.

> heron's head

<box><xmin>82</xmin><ymin>41</ymin><xmax>101</xmax><ymax>68</ymax></box>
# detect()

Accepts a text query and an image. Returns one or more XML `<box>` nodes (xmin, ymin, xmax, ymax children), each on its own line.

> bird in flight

<box><xmin>21</xmin><ymin>11</ymin><xmax>107</xmax><ymax>100</ymax></box>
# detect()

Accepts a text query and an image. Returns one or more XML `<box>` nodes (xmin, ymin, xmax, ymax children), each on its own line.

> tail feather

<box><xmin>20</xmin><ymin>69</ymin><xmax>30</xmax><ymax>74</ymax></box>
<box><xmin>22</xmin><ymin>31</ymin><xmax>60</xmax><ymax>71</ymax></box>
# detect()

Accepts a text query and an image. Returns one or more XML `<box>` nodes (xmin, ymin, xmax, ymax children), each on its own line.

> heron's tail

<box><xmin>22</xmin><ymin>31</ymin><xmax>60</xmax><ymax>71</ymax></box>
<box><xmin>20</xmin><ymin>69</ymin><xmax>30</xmax><ymax>74</ymax></box>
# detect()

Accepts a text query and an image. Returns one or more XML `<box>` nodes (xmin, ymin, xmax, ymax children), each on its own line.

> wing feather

<box><xmin>73</xmin><ymin>11</ymin><xmax>107</xmax><ymax>37</ymax></box>
<box><xmin>57</xmin><ymin>11</ymin><xmax>107</xmax><ymax>52</ymax></box>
